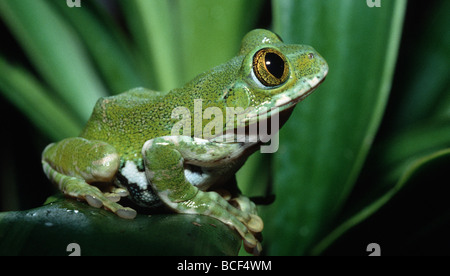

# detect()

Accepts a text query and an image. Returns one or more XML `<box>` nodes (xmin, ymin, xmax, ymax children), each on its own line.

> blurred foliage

<box><xmin>0</xmin><ymin>0</ymin><xmax>449</xmax><ymax>255</ymax></box>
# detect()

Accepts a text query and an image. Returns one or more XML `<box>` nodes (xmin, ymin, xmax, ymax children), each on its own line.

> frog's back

<box><xmin>80</xmin><ymin>88</ymin><xmax>173</xmax><ymax>159</ymax></box>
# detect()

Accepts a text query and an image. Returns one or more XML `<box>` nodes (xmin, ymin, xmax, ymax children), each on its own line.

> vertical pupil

<box><xmin>265</xmin><ymin>52</ymin><xmax>284</xmax><ymax>79</ymax></box>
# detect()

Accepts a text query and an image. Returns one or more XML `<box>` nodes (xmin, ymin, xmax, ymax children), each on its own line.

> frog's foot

<box><xmin>62</xmin><ymin>177</ymin><xmax>137</xmax><ymax>219</ymax></box>
<box><xmin>42</xmin><ymin>138</ymin><xmax>137</xmax><ymax>219</ymax></box>
<box><xmin>231</xmin><ymin>200</ymin><xmax>263</xmax><ymax>254</ymax></box>
<box><xmin>216</xmin><ymin>189</ymin><xmax>263</xmax><ymax>254</ymax></box>
<box><xmin>143</xmin><ymin>136</ymin><xmax>263</xmax><ymax>255</ymax></box>
<box><xmin>182</xmin><ymin>190</ymin><xmax>264</xmax><ymax>255</ymax></box>
<box><xmin>104</xmin><ymin>187</ymin><xmax>130</xmax><ymax>202</ymax></box>
<box><xmin>223</xmin><ymin>191</ymin><xmax>258</xmax><ymax>216</ymax></box>
<box><xmin>43</xmin><ymin>161</ymin><xmax>136</xmax><ymax>219</ymax></box>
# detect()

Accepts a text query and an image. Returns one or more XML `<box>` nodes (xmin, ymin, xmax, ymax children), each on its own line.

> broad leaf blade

<box><xmin>123</xmin><ymin>0</ymin><xmax>263</xmax><ymax>90</ymax></box>
<box><xmin>51</xmin><ymin>0</ymin><xmax>146</xmax><ymax>94</ymax></box>
<box><xmin>313</xmin><ymin>1</ymin><xmax>450</xmax><ymax>254</ymax></box>
<box><xmin>313</xmin><ymin>148</ymin><xmax>450</xmax><ymax>255</ymax></box>
<box><xmin>123</xmin><ymin>0</ymin><xmax>181</xmax><ymax>91</ymax></box>
<box><xmin>262</xmin><ymin>0</ymin><xmax>406</xmax><ymax>255</ymax></box>
<box><xmin>176</xmin><ymin>0</ymin><xmax>263</xmax><ymax>84</ymax></box>
<box><xmin>0</xmin><ymin>58</ymin><xmax>81</xmax><ymax>140</ymax></box>
<box><xmin>389</xmin><ymin>1</ymin><xmax>450</xmax><ymax>128</ymax></box>
<box><xmin>0</xmin><ymin>197</ymin><xmax>241</xmax><ymax>256</ymax></box>
<box><xmin>0</xmin><ymin>0</ymin><xmax>106</xmax><ymax>122</ymax></box>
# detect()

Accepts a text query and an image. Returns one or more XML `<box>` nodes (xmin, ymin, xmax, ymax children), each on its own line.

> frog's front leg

<box><xmin>142</xmin><ymin>136</ymin><xmax>263</xmax><ymax>254</ymax></box>
<box><xmin>42</xmin><ymin>137</ymin><xmax>137</xmax><ymax>219</ymax></box>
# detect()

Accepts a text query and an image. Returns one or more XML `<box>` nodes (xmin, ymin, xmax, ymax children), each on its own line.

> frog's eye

<box><xmin>252</xmin><ymin>48</ymin><xmax>289</xmax><ymax>87</ymax></box>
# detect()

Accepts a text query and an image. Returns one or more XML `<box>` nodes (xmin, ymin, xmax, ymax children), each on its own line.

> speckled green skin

<box><xmin>42</xmin><ymin>29</ymin><xmax>328</xmax><ymax>255</ymax></box>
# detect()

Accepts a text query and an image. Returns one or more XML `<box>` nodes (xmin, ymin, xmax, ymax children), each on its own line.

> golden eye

<box><xmin>253</xmin><ymin>48</ymin><xmax>289</xmax><ymax>87</ymax></box>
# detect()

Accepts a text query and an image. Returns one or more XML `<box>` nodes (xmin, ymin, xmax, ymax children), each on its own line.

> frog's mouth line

<box><xmin>209</xmin><ymin>74</ymin><xmax>327</xmax><ymax>146</ymax></box>
<box><xmin>287</xmin><ymin>75</ymin><xmax>327</xmax><ymax>106</ymax></box>
<box><xmin>242</xmin><ymin>73</ymin><xmax>328</xmax><ymax>123</ymax></box>
<box><xmin>207</xmin><ymin>70</ymin><xmax>327</xmax><ymax>143</ymax></box>
<box><xmin>292</xmin><ymin>74</ymin><xmax>327</xmax><ymax>104</ymax></box>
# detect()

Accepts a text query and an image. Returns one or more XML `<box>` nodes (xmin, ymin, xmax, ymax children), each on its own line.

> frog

<box><xmin>41</xmin><ymin>29</ymin><xmax>328</xmax><ymax>255</ymax></box>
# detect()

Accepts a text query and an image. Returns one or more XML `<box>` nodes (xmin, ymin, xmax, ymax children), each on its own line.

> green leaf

<box><xmin>380</xmin><ymin>121</ymin><xmax>450</xmax><ymax>171</ymax></box>
<box><xmin>389</xmin><ymin>1</ymin><xmax>450</xmax><ymax>128</ymax></box>
<box><xmin>51</xmin><ymin>0</ymin><xmax>146</xmax><ymax>94</ymax></box>
<box><xmin>311</xmin><ymin>148</ymin><xmax>450</xmax><ymax>255</ymax></box>
<box><xmin>0</xmin><ymin>0</ymin><xmax>107</xmax><ymax>122</ymax></box>
<box><xmin>0</xmin><ymin>196</ymin><xmax>241</xmax><ymax>256</ymax></box>
<box><xmin>176</xmin><ymin>0</ymin><xmax>263</xmax><ymax>84</ymax></box>
<box><xmin>122</xmin><ymin>0</ymin><xmax>182</xmax><ymax>91</ymax></box>
<box><xmin>261</xmin><ymin>0</ymin><xmax>406</xmax><ymax>255</ymax></box>
<box><xmin>313</xmin><ymin>1</ymin><xmax>450</xmax><ymax>253</ymax></box>
<box><xmin>0</xmin><ymin>58</ymin><xmax>81</xmax><ymax>140</ymax></box>
<box><xmin>122</xmin><ymin>0</ymin><xmax>263</xmax><ymax>90</ymax></box>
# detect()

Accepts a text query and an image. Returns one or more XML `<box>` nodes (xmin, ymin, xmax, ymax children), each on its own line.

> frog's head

<box><xmin>225</xmin><ymin>29</ymin><xmax>328</xmax><ymax>124</ymax></box>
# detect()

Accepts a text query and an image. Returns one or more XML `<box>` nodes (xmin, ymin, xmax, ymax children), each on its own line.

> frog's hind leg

<box><xmin>142</xmin><ymin>136</ymin><xmax>263</xmax><ymax>255</ymax></box>
<box><xmin>42</xmin><ymin>138</ymin><xmax>136</xmax><ymax>219</ymax></box>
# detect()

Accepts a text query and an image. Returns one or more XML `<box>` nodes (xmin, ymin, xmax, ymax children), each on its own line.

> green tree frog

<box><xmin>42</xmin><ymin>29</ymin><xmax>328</xmax><ymax>255</ymax></box>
